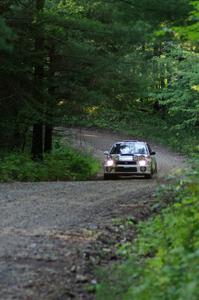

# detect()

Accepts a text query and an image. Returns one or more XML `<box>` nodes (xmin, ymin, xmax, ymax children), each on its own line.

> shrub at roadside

<box><xmin>0</xmin><ymin>145</ymin><xmax>100</xmax><ymax>182</ymax></box>
<box><xmin>96</xmin><ymin>164</ymin><xmax>199</xmax><ymax>300</ymax></box>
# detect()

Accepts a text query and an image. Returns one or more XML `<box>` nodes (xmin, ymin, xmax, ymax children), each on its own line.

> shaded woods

<box><xmin>0</xmin><ymin>0</ymin><xmax>198</xmax><ymax>159</ymax></box>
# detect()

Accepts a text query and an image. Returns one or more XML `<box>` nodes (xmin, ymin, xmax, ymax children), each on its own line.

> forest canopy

<box><xmin>0</xmin><ymin>0</ymin><xmax>198</xmax><ymax>158</ymax></box>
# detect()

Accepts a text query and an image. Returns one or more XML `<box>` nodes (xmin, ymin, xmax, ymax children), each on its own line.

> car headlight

<box><xmin>133</xmin><ymin>156</ymin><xmax>138</xmax><ymax>161</ymax></box>
<box><xmin>114</xmin><ymin>155</ymin><xmax>119</xmax><ymax>161</ymax></box>
<box><xmin>139</xmin><ymin>155</ymin><xmax>146</xmax><ymax>160</ymax></box>
<box><xmin>106</xmin><ymin>159</ymin><xmax>115</xmax><ymax>167</ymax></box>
<box><xmin>139</xmin><ymin>160</ymin><xmax>147</xmax><ymax>166</ymax></box>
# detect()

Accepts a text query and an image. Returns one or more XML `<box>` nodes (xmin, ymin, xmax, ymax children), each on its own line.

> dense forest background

<box><xmin>0</xmin><ymin>0</ymin><xmax>198</xmax><ymax>159</ymax></box>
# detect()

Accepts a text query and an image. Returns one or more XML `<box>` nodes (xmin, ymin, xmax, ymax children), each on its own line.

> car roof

<box><xmin>114</xmin><ymin>140</ymin><xmax>146</xmax><ymax>144</ymax></box>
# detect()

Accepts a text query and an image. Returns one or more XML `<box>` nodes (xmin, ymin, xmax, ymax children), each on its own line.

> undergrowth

<box><xmin>0</xmin><ymin>143</ymin><xmax>100</xmax><ymax>182</ymax></box>
<box><xmin>96</xmin><ymin>164</ymin><xmax>199</xmax><ymax>300</ymax></box>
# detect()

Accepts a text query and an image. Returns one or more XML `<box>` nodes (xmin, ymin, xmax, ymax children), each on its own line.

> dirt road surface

<box><xmin>0</xmin><ymin>128</ymin><xmax>185</xmax><ymax>300</ymax></box>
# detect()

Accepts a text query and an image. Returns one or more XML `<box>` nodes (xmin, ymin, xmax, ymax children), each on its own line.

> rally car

<box><xmin>103</xmin><ymin>140</ymin><xmax>157</xmax><ymax>179</ymax></box>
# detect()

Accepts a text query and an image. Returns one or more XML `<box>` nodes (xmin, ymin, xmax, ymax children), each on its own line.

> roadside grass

<box><xmin>0</xmin><ymin>143</ymin><xmax>100</xmax><ymax>182</ymax></box>
<box><xmin>96</xmin><ymin>166</ymin><xmax>199</xmax><ymax>300</ymax></box>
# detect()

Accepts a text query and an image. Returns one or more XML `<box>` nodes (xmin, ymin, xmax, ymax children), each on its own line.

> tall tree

<box><xmin>31</xmin><ymin>0</ymin><xmax>46</xmax><ymax>160</ymax></box>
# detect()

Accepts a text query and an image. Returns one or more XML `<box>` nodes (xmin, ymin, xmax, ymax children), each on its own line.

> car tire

<box><xmin>104</xmin><ymin>174</ymin><xmax>116</xmax><ymax>180</ymax></box>
<box><xmin>155</xmin><ymin>165</ymin><xmax>158</xmax><ymax>173</ymax></box>
<box><xmin>145</xmin><ymin>174</ymin><xmax>153</xmax><ymax>179</ymax></box>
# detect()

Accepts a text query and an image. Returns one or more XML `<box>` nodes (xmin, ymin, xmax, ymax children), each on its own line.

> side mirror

<box><xmin>150</xmin><ymin>151</ymin><xmax>156</xmax><ymax>156</ymax></box>
<box><xmin>104</xmin><ymin>151</ymin><xmax>109</xmax><ymax>156</ymax></box>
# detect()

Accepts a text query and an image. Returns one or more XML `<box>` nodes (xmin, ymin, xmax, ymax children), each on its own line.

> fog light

<box><xmin>139</xmin><ymin>160</ymin><xmax>147</xmax><ymax>166</ymax></box>
<box><xmin>140</xmin><ymin>167</ymin><xmax>146</xmax><ymax>172</ymax></box>
<box><xmin>106</xmin><ymin>159</ymin><xmax>114</xmax><ymax>167</ymax></box>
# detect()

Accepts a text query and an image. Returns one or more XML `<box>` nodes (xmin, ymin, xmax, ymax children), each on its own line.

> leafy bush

<box><xmin>96</xmin><ymin>164</ymin><xmax>199</xmax><ymax>300</ymax></box>
<box><xmin>0</xmin><ymin>145</ymin><xmax>100</xmax><ymax>182</ymax></box>
<box><xmin>152</xmin><ymin>46</ymin><xmax>199</xmax><ymax>129</ymax></box>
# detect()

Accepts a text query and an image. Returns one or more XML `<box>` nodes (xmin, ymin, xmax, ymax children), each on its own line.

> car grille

<box><xmin>116</xmin><ymin>161</ymin><xmax>137</xmax><ymax>165</ymax></box>
<box><xmin>115</xmin><ymin>167</ymin><xmax>137</xmax><ymax>173</ymax></box>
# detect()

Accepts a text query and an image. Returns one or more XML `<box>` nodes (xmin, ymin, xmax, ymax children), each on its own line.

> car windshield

<box><xmin>110</xmin><ymin>142</ymin><xmax>148</xmax><ymax>155</ymax></box>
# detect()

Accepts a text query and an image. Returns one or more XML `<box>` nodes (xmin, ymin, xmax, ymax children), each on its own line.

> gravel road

<box><xmin>0</xmin><ymin>128</ymin><xmax>185</xmax><ymax>300</ymax></box>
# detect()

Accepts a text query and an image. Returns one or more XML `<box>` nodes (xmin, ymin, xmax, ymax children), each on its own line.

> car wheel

<box><xmin>153</xmin><ymin>163</ymin><xmax>157</xmax><ymax>174</ymax></box>
<box><xmin>145</xmin><ymin>174</ymin><xmax>153</xmax><ymax>179</ymax></box>
<box><xmin>104</xmin><ymin>174</ymin><xmax>116</xmax><ymax>180</ymax></box>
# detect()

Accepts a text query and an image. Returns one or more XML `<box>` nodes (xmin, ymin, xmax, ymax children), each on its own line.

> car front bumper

<box><xmin>104</xmin><ymin>165</ymin><xmax>152</xmax><ymax>175</ymax></box>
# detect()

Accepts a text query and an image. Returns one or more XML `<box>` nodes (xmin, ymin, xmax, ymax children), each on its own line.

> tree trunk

<box><xmin>36</xmin><ymin>0</ymin><xmax>45</xmax><ymax>10</ymax></box>
<box><xmin>31</xmin><ymin>124</ymin><xmax>43</xmax><ymax>160</ymax></box>
<box><xmin>31</xmin><ymin>0</ymin><xmax>45</xmax><ymax>160</ymax></box>
<box><xmin>44</xmin><ymin>124</ymin><xmax>53</xmax><ymax>152</ymax></box>
<box><xmin>44</xmin><ymin>46</ymin><xmax>55</xmax><ymax>153</ymax></box>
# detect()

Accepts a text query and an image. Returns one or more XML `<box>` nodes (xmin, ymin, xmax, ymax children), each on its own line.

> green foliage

<box><xmin>0</xmin><ymin>16</ymin><xmax>13</xmax><ymax>51</ymax></box>
<box><xmin>96</xmin><ymin>166</ymin><xmax>199</xmax><ymax>300</ymax></box>
<box><xmin>152</xmin><ymin>45</ymin><xmax>199</xmax><ymax>129</ymax></box>
<box><xmin>0</xmin><ymin>144</ymin><xmax>100</xmax><ymax>182</ymax></box>
<box><xmin>174</xmin><ymin>1</ymin><xmax>199</xmax><ymax>41</ymax></box>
